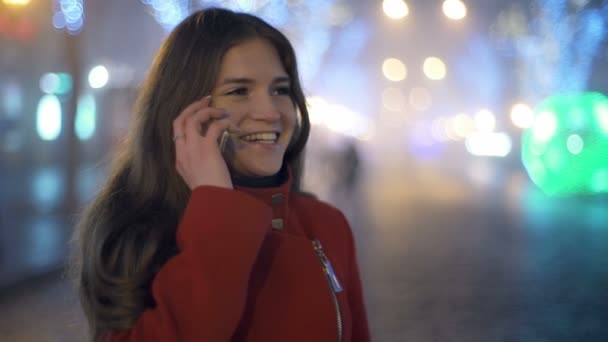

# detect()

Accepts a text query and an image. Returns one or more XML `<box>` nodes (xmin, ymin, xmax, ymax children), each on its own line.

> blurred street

<box><xmin>2</xmin><ymin>0</ymin><xmax>608</xmax><ymax>341</ymax></box>
<box><xmin>1</xmin><ymin>155</ymin><xmax>607</xmax><ymax>341</ymax></box>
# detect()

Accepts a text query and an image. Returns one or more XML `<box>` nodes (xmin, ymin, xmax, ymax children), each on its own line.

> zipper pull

<box><xmin>313</xmin><ymin>239</ymin><xmax>344</xmax><ymax>293</ymax></box>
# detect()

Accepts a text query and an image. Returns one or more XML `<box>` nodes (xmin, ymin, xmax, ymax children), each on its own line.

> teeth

<box><xmin>241</xmin><ymin>132</ymin><xmax>278</xmax><ymax>142</ymax></box>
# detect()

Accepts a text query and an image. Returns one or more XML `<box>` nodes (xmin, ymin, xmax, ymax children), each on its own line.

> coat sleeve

<box><xmin>342</xmin><ymin>215</ymin><xmax>372</xmax><ymax>342</ymax></box>
<box><xmin>107</xmin><ymin>186</ymin><xmax>273</xmax><ymax>342</ymax></box>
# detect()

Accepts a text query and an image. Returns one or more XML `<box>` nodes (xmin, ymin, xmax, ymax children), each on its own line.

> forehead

<box><xmin>216</xmin><ymin>38</ymin><xmax>287</xmax><ymax>80</ymax></box>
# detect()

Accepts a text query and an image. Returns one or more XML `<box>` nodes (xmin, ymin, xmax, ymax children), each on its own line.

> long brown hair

<box><xmin>72</xmin><ymin>8</ymin><xmax>311</xmax><ymax>341</ymax></box>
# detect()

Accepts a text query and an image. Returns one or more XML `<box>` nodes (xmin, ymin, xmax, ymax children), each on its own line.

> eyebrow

<box><xmin>219</xmin><ymin>76</ymin><xmax>291</xmax><ymax>86</ymax></box>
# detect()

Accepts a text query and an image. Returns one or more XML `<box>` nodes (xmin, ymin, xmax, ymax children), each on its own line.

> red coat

<box><xmin>108</xmin><ymin>171</ymin><xmax>371</xmax><ymax>342</ymax></box>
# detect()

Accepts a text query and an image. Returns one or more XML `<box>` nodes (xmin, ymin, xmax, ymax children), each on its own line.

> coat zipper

<box><xmin>312</xmin><ymin>239</ymin><xmax>344</xmax><ymax>342</ymax></box>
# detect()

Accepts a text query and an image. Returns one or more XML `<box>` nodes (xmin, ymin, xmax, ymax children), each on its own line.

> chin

<box><xmin>233</xmin><ymin>159</ymin><xmax>283</xmax><ymax>177</ymax></box>
<box><xmin>251</xmin><ymin>163</ymin><xmax>282</xmax><ymax>177</ymax></box>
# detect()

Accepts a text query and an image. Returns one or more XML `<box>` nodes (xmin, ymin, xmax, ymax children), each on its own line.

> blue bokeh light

<box><xmin>53</xmin><ymin>0</ymin><xmax>85</xmax><ymax>34</ymax></box>
<box><xmin>140</xmin><ymin>0</ymin><xmax>189</xmax><ymax>32</ymax></box>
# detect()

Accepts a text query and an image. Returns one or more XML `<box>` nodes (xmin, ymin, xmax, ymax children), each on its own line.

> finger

<box><xmin>182</xmin><ymin>95</ymin><xmax>212</xmax><ymax>117</ymax></box>
<box><xmin>188</xmin><ymin>109</ymin><xmax>229</xmax><ymax>137</ymax></box>
<box><xmin>174</xmin><ymin>142</ymin><xmax>187</xmax><ymax>181</ymax></box>
<box><xmin>187</xmin><ymin>107</ymin><xmax>227</xmax><ymax>124</ymax></box>
<box><xmin>173</xmin><ymin>132</ymin><xmax>188</xmax><ymax>163</ymax></box>
<box><xmin>205</xmin><ymin>117</ymin><xmax>235</xmax><ymax>142</ymax></box>
<box><xmin>182</xmin><ymin>109</ymin><xmax>225</xmax><ymax>143</ymax></box>
<box><xmin>172</xmin><ymin>95</ymin><xmax>212</xmax><ymax>135</ymax></box>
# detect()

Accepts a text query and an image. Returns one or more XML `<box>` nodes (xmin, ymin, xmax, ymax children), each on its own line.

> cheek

<box><xmin>283</xmin><ymin>111</ymin><xmax>296</xmax><ymax>127</ymax></box>
<box><xmin>280</xmin><ymin>103</ymin><xmax>297</xmax><ymax>127</ymax></box>
<box><xmin>281</xmin><ymin>112</ymin><xmax>297</xmax><ymax>143</ymax></box>
<box><xmin>213</xmin><ymin>101</ymin><xmax>248</xmax><ymax>121</ymax></box>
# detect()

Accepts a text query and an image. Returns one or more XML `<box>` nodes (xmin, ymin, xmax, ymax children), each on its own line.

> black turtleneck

<box><xmin>231</xmin><ymin>164</ymin><xmax>288</xmax><ymax>188</ymax></box>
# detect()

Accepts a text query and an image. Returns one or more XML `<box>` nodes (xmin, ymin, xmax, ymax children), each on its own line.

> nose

<box><xmin>249</xmin><ymin>94</ymin><xmax>281</xmax><ymax>122</ymax></box>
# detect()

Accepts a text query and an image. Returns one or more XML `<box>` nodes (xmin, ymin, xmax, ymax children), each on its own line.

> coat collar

<box><xmin>234</xmin><ymin>165</ymin><xmax>293</xmax><ymax>233</ymax></box>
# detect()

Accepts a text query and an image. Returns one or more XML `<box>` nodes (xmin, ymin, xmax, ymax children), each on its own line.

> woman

<box><xmin>73</xmin><ymin>7</ymin><xmax>370</xmax><ymax>342</ymax></box>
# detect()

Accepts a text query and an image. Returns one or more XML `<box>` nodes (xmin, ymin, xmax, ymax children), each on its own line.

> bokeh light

<box><xmin>451</xmin><ymin>113</ymin><xmax>475</xmax><ymax>138</ymax></box>
<box><xmin>442</xmin><ymin>0</ymin><xmax>467</xmax><ymax>21</ymax></box>
<box><xmin>307</xmin><ymin>96</ymin><xmax>329</xmax><ymax>126</ymax></box>
<box><xmin>323</xmin><ymin>104</ymin><xmax>347</xmax><ymax>133</ymax></box>
<box><xmin>76</xmin><ymin>94</ymin><xmax>97</xmax><ymax>141</ymax></box>
<box><xmin>510</xmin><ymin>103</ymin><xmax>534</xmax><ymax>129</ymax></box>
<box><xmin>36</xmin><ymin>95</ymin><xmax>62</xmax><ymax>141</ymax></box>
<box><xmin>53</xmin><ymin>0</ymin><xmax>85</xmax><ymax>34</ymax></box>
<box><xmin>382</xmin><ymin>58</ymin><xmax>407</xmax><ymax>82</ymax></box>
<box><xmin>474</xmin><ymin>109</ymin><xmax>496</xmax><ymax>133</ymax></box>
<box><xmin>423</xmin><ymin>57</ymin><xmax>447</xmax><ymax>80</ymax></box>
<box><xmin>306</xmin><ymin>96</ymin><xmax>371</xmax><ymax>140</ymax></box>
<box><xmin>39</xmin><ymin>73</ymin><xmax>72</xmax><ymax>95</ymax></box>
<box><xmin>88</xmin><ymin>65</ymin><xmax>109</xmax><ymax>89</ymax></box>
<box><xmin>465</xmin><ymin>132</ymin><xmax>512</xmax><ymax>157</ymax></box>
<box><xmin>324</xmin><ymin>104</ymin><xmax>369</xmax><ymax>138</ymax></box>
<box><xmin>566</xmin><ymin>134</ymin><xmax>584</xmax><ymax>155</ymax></box>
<box><xmin>594</xmin><ymin>101</ymin><xmax>608</xmax><ymax>133</ymax></box>
<box><xmin>522</xmin><ymin>92</ymin><xmax>608</xmax><ymax>195</ymax></box>
<box><xmin>3</xmin><ymin>0</ymin><xmax>31</xmax><ymax>5</ymax></box>
<box><xmin>382</xmin><ymin>0</ymin><xmax>409</xmax><ymax>20</ymax></box>
<box><xmin>532</xmin><ymin>111</ymin><xmax>557</xmax><ymax>142</ymax></box>
<box><xmin>140</xmin><ymin>0</ymin><xmax>189</xmax><ymax>31</ymax></box>
<box><xmin>39</xmin><ymin>73</ymin><xmax>60</xmax><ymax>94</ymax></box>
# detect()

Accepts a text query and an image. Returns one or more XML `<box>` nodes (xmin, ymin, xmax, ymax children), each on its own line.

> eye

<box><xmin>273</xmin><ymin>86</ymin><xmax>292</xmax><ymax>96</ymax></box>
<box><xmin>226</xmin><ymin>87</ymin><xmax>248</xmax><ymax>96</ymax></box>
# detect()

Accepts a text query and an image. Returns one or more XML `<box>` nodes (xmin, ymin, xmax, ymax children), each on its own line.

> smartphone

<box><xmin>218</xmin><ymin>130</ymin><xmax>230</xmax><ymax>156</ymax></box>
<box><xmin>208</xmin><ymin>96</ymin><xmax>231</xmax><ymax>159</ymax></box>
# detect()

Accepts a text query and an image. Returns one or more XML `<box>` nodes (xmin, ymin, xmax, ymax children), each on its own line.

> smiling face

<box><xmin>211</xmin><ymin>38</ymin><xmax>297</xmax><ymax>178</ymax></box>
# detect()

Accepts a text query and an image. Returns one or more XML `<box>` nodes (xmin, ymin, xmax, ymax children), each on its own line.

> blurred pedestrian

<box><xmin>335</xmin><ymin>139</ymin><xmax>362</xmax><ymax>195</ymax></box>
<box><xmin>72</xmin><ymin>7</ymin><xmax>370</xmax><ymax>342</ymax></box>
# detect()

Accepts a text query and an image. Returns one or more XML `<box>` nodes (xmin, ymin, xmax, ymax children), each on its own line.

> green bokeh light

<box><xmin>566</xmin><ymin>134</ymin><xmax>584</xmax><ymax>155</ymax></box>
<box><xmin>522</xmin><ymin>92</ymin><xmax>608</xmax><ymax>195</ymax></box>
<box><xmin>56</xmin><ymin>73</ymin><xmax>73</xmax><ymax>95</ymax></box>
<box><xmin>75</xmin><ymin>94</ymin><xmax>96</xmax><ymax>141</ymax></box>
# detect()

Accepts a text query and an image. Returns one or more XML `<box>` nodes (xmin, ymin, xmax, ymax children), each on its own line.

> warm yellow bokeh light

<box><xmin>382</xmin><ymin>58</ymin><xmax>407</xmax><ymax>82</ymax></box>
<box><xmin>451</xmin><ymin>113</ymin><xmax>475</xmax><ymax>138</ymax></box>
<box><xmin>423</xmin><ymin>57</ymin><xmax>447</xmax><ymax>80</ymax></box>
<box><xmin>3</xmin><ymin>0</ymin><xmax>30</xmax><ymax>5</ymax></box>
<box><xmin>510</xmin><ymin>103</ymin><xmax>535</xmax><ymax>129</ymax></box>
<box><xmin>382</xmin><ymin>0</ymin><xmax>409</xmax><ymax>20</ymax></box>
<box><xmin>442</xmin><ymin>0</ymin><xmax>467</xmax><ymax>20</ymax></box>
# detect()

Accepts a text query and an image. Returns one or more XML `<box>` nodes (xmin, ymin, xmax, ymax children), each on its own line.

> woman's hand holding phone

<box><xmin>173</xmin><ymin>96</ymin><xmax>239</xmax><ymax>190</ymax></box>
